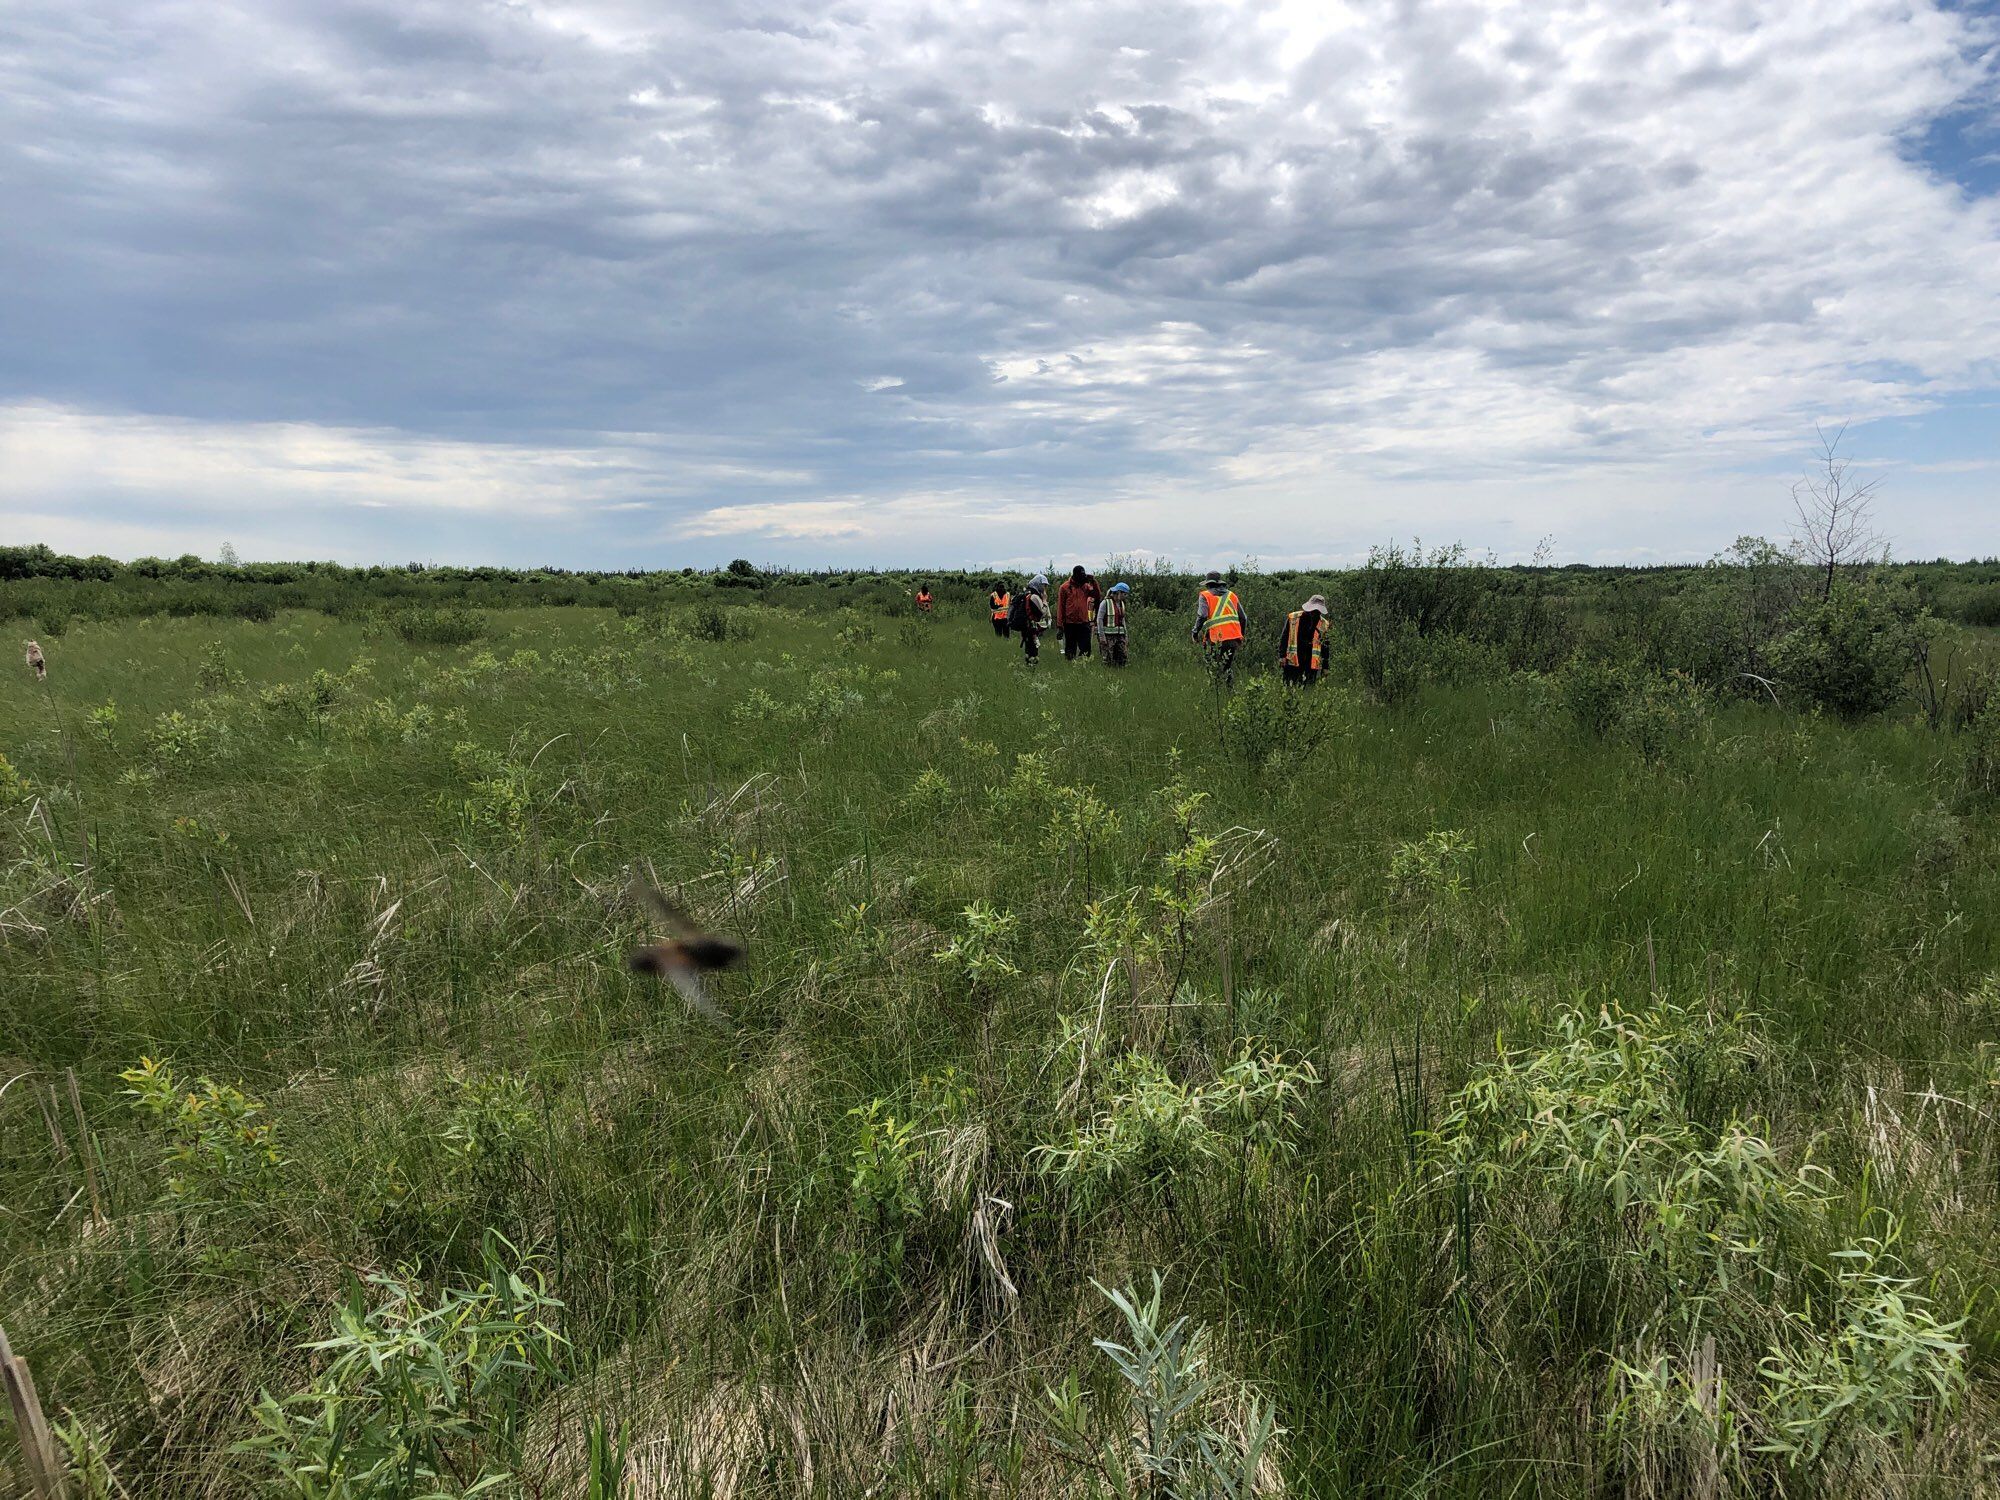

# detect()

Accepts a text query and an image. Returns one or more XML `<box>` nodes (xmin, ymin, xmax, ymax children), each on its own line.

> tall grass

<box><xmin>2</xmin><ymin>595</ymin><xmax>1998</xmax><ymax>1496</ymax></box>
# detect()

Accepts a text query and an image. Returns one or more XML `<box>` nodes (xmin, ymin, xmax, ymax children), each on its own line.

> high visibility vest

<box><xmin>1100</xmin><ymin>597</ymin><xmax>1127</xmax><ymax>636</ymax></box>
<box><xmin>916</xmin><ymin>591</ymin><xmax>933</xmax><ymax>611</ymax></box>
<box><xmin>991</xmin><ymin>591</ymin><xmax>1011</xmax><ymax>619</ymax></box>
<box><xmin>1201</xmin><ymin>589</ymin><xmax>1244</xmax><ymax>644</ymax></box>
<box><xmin>1282</xmin><ymin>610</ymin><xmax>1323</xmax><ymax>671</ymax></box>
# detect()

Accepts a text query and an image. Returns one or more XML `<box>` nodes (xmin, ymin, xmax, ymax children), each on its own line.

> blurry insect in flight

<box><xmin>24</xmin><ymin>641</ymin><xmax>45</xmax><ymax>682</ymax></box>
<box><xmin>626</xmin><ymin>878</ymin><xmax>743</xmax><ymax>1024</ymax></box>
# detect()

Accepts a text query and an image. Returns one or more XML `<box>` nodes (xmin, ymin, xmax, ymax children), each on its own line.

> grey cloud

<box><xmin>2</xmin><ymin>0</ymin><xmax>1998</xmax><ymax>558</ymax></box>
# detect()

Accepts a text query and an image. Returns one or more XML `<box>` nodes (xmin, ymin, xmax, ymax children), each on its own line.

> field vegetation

<box><xmin>4</xmin><ymin>538</ymin><xmax>2000</xmax><ymax>1496</ymax></box>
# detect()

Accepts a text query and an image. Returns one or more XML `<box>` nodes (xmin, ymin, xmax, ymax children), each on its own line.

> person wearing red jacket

<box><xmin>1055</xmin><ymin>565</ymin><xmax>1096</xmax><ymax>661</ymax></box>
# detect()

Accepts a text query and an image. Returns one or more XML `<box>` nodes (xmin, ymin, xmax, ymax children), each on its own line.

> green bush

<box><xmin>1962</xmin><ymin>693</ymin><xmax>2000</xmax><ymax>807</ymax></box>
<box><xmin>1767</xmin><ymin>581</ymin><xmax>1922</xmax><ymax>719</ymax></box>
<box><xmin>1216</xmin><ymin>674</ymin><xmax>1352</xmax><ymax>772</ymax></box>
<box><xmin>238</xmin><ymin>1235</ymin><xmax>566</xmax><ymax>1497</ymax></box>
<box><xmin>381</xmin><ymin>605</ymin><xmax>487</xmax><ymax>646</ymax></box>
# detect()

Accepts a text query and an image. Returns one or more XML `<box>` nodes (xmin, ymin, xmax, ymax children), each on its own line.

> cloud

<box><xmin>1</xmin><ymin>0</ymin><xmax>1997</xmax><ymax>563</ymax></box>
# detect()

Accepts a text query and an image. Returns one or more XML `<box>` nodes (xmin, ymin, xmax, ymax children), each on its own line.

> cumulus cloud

<box><xmin>1</xmin><ymin>0</ymin><xmax>1996</xmax><ymax>563</ymax></box>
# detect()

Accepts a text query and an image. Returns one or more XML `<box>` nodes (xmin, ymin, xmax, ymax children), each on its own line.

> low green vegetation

<box><xmin>3</xmin><ymin>544</ymin><xmax>1999</xmax><ymax>1495</ymax></box>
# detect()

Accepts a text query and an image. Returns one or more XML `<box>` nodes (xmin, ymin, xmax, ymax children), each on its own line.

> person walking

<box><xmin>988</xmin><ymin>580</ymin><xmax>1012</xmax><ymax>637</ymax></box>
<box><xmin>1009</xmin><ymin>575</ymin><xmax>1052</xmax><ymax>665</ymax></box>
<box><xmin>915</xmin><ymin>583</ymin><xmax>934</xmax><ymax>613</ymax></box>
<box><xmin>1192</xmin><ymin>570</ymin><xmax>1246</xmax><ymax>686</ymax></box>
<box><xmin>1095</xmin><ymin>581</ymin><xmax>1131</xmax><ymax>667</ymax></box>
<box><xmin>1056</xmin><ymin>565</ymin><xmax>1095</xmax><ymax>661</ymax></box>
<box><xmin>1277</xmin><ymin>594</ymin><xmax>1330</xmax><ymax>686</ymax></box>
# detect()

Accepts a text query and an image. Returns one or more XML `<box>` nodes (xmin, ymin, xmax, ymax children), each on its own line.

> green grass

<box><xmin>3</xmin><ymin>600</ymin><xmax>1999</xmax><ymax>1496</ymax></box>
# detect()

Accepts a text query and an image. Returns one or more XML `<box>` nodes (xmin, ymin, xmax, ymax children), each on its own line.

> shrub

<box><xmin>1756</xmin><ymin>1229</ymin><xmax>1966</xmax><ymax>1470</ymax></box>
<box><xmin>1352</xmin><ymin>601</ymin><xmax>1422</xmax><ymax>705</ymax></box>
<box><xmin>1617</xmin><ymin>672</ymin><xmax>1712</xmax><ymax>764</ymax></box>
<box><xmin>1388</xmin><ymin>829</ymin><xmax>1476</xmax><ymax>903</ymax></box>
<box><xmin>1035</xmin><ymin>1046</ymin><xmax>1317</xmax><ymax>1203</ymax></box>
<box><xmin>237</xmin><ymin>1236</ymin><xmax>566</xmax><ymax>1496</ymax></box>
<box><xmin>1554</xmin><ymin>654</ymin><xmax>1633</xmax><ymax>738</ymax></box>
<box><xmin>1947</xmin><ymin>582</ymin><xmax>2000</xmax><ymax>628</ymax></box>
<box><xmin>1767</xmin><ymin>581</ymin><xmax>1922</xmax><ymax>719</ymax></box>
<box><xmin>933</xmin><ymin>901</ymin><xmax>1021</xmax><ymax>993</ymax></box>
<box><xmin>712</xmin><ymin>558</ymin><xmax>766</xmax><ymax>590</ymax></box>
<box><xmin>691</xmin><ymin>604</ymin><xmax>753</xmax><ymax>641</ymax></box>
<box><xmin>121</xmin><ymin>1056</ymin><xmax>282</xmax><ymax>1210</ymax></box>
<box><xmin>1960</xmin><ymin>692</ymin><xmax>2000</xmax><ymax>807</ymax></box>
<box><xmin>195</xmin><ymin>643</ymin><xmax>245</xmax><ymax>693</ymax></box>
<box><xmin>381</xmin><ymin>605</ymin><xmax>486</xmax><ymax>646</ymax></box>
<box><xmin>1217</xmin><ymin>675</ymin><xmax>1352</xmax><ymax>773</ymax></box>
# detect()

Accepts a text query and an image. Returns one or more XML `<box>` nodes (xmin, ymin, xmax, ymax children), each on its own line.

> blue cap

<box><xmin>1109</xmin><ymin>582</ymin><xmax>1130</xmax><ymax>594</ymax></box>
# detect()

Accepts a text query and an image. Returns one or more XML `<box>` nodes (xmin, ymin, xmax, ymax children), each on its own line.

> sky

<box><xmin>2</xmin><ymin>0</ymin><xmax>1997</xmax><ymax>571</ymax></box>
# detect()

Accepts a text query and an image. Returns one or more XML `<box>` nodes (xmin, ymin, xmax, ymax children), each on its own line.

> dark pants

<box><xmin>1101</xmin><ymin>636</ymin><xmax>1128</xmax><ymax>667</ymax></box>
<box><xmin>1021</xmin><ymin>629</ymin><xmax>1041</xmax><ymax>664</ymax></box>
<box><xmin>1204</xmin><ymin>642</ymin><xmax>1238</xmax><ymax>686</ymax></box>
<box><xmin>992</xmin><ymin>617</ymin><xmax>1010</xmax><ymax>638</ymax></box>
<box><xmin>1282</xmin><ymin>664</ymin><xmax>1321</xmax><ymax>686</ymax></box>
<box><xmin>1062</xmin><ymin>623</ymin><xmax>1092</xmax><ymax>659</ymax></box>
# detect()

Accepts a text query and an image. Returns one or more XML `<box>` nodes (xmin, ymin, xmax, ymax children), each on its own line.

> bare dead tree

<box><xmin>1790</xmin><ymin>423</ymin><xmax>1886</xmax><ymax>599</ymax></box>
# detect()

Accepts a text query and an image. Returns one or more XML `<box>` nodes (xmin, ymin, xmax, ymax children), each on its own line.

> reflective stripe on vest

<box><xmin>1100</xmin><ymin>598</ymin><xmax>1127</xmax><ymax>636</ymax></box>
<box><xmin>1202</xmin><ymin>589</ymin><xmax>1244</xmax><ymax>643</ymax></box>
<box><xmin>991</xmin><ymin>592</ymin><xmax>1011</xmax><ymax>618</ymax></box>
<box><xmin>1283</xmin><ymin>610</ymin><xmax>1323</xmax><ymax>671</ymax></box>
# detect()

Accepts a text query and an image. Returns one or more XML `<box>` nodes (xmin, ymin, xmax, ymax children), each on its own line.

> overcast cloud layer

<box><xmin>3</xmin><ymin>0</ymin><xmax>1998</xmax><ymax>567</ymax></box>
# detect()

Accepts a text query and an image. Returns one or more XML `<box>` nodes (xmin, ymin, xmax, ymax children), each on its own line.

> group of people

<box><xmin>981</xmin><ymin>566</ymin><xmax>1133</xmax><ymax>667</ymax></box>
<box><xmin>925</xmin><ymin>567</ymin><xmax>1334</xmax><ymax>686</ymax></box>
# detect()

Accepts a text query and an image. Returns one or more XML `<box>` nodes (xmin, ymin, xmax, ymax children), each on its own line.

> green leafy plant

<box><xmin>1036</xmin><ymin>1047</ymin><xmax>1318</xmax><ymax>1205</ymax></box>
<box><xmin>439</xmin><ymin>1072</ymin><xmax>539</xmax><ymax>1173</ymax></box>
<box><xmin>848</xmin><ymin>1099</ymin><xmax>923</xmax><ymax>1277</ymax></box>
<box><xmin>933</xmin><ymin>901</ymin><xmax>1021</xmax><ymax>994</ymax></box>
<box><xmin>84</xmin><ymin>700</ymin><xmax>119</xmax><ymax>743</ymax></box>
<box><xmin>1756</xmin><ymin>1227</ymin><xmax>1966</xmax><ymax>1469</ymax></box>
<box><xmin>236</xmin><ymin>1234</ymin><xmax>567</xmax><ymax>1498</ymax></box>
<box><xmin>1388</xmin><ymin>829</ymin><xmax>1475</xmax><ymax>903</ymax></box>
<box><xmin>121</xmin><ymin>1055</ymin><xmax>282</xmax><ymax>1209</ymax></box>
<box><xmin>1045</xmin><ymin>1273</ymin><xmax>1281</xmax><ymax>1498</ymax></box>
<box><xmin>0</xmin><ymin>750</ymin><xmax>31</xmax><ymax>808</ymax></box>
<box><xmin>195</xmin><ymin>642</ymin><xmax>245</xmax><ymax>693</ymax></box>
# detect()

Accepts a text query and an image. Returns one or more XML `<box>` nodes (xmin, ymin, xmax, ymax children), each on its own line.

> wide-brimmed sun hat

<box><xmin>1302</xmin><ymin>594</ymin><xmax>1328</xmax><ymax>613</ymax></box>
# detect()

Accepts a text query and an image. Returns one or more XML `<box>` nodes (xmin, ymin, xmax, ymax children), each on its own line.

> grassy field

<box><xmin>4</xmin><ymin>590</ymin><xmax>2000</xmax><ymax>1496</ymax></box>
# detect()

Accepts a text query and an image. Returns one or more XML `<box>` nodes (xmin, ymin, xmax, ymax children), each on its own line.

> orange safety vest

<box><xmin>916</xmin><ymin>590</ymin><xmax>933</xmax><ymax>611</ymax></box>
<box><xmin>1200</xmin><ymin>588</ymin><xmax>1244</xmax><ymax>644</ymax></box>
<box><xmin>990</xmin><ymin>590</ymin><xmax>1011</xmax><ymax>619</ymax></box>
<box><xmin>1282</xmin><ymin>610</ymin><xmax>1323</xmax><ymax>671</ymax></box>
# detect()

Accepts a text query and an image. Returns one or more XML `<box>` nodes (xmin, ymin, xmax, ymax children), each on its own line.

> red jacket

<box><xmin>1056</xmin><ymin>579</ymin><xmax>1094</xmax><ymax>626</ymax></box>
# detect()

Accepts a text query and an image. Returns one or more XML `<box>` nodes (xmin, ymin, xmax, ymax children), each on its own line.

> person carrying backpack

<box><xmin>1008</xmin><ymin>575</ymin><xmax>1052</xmax><ymax>665</ymax></box>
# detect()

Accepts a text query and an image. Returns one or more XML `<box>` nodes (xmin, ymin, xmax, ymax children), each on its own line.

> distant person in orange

<box><xmin>988</xmin><ymin>579</ymin><xmax>1012</xmax><ymax>637</ymax></box>
<box><xmin>915</xmin><ymin>583</ymin><xmax>934</xmax><ymax>613</ymax></box>
<box><xmin>1192</xmin><ymin>570</ymin><xmax>1246</xmax><ymax>686</ymax></box>
<box><xmin>1056</xmin><ymin>565</ymin><xmax>1095</xmax><ymax>661</ymax></box>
